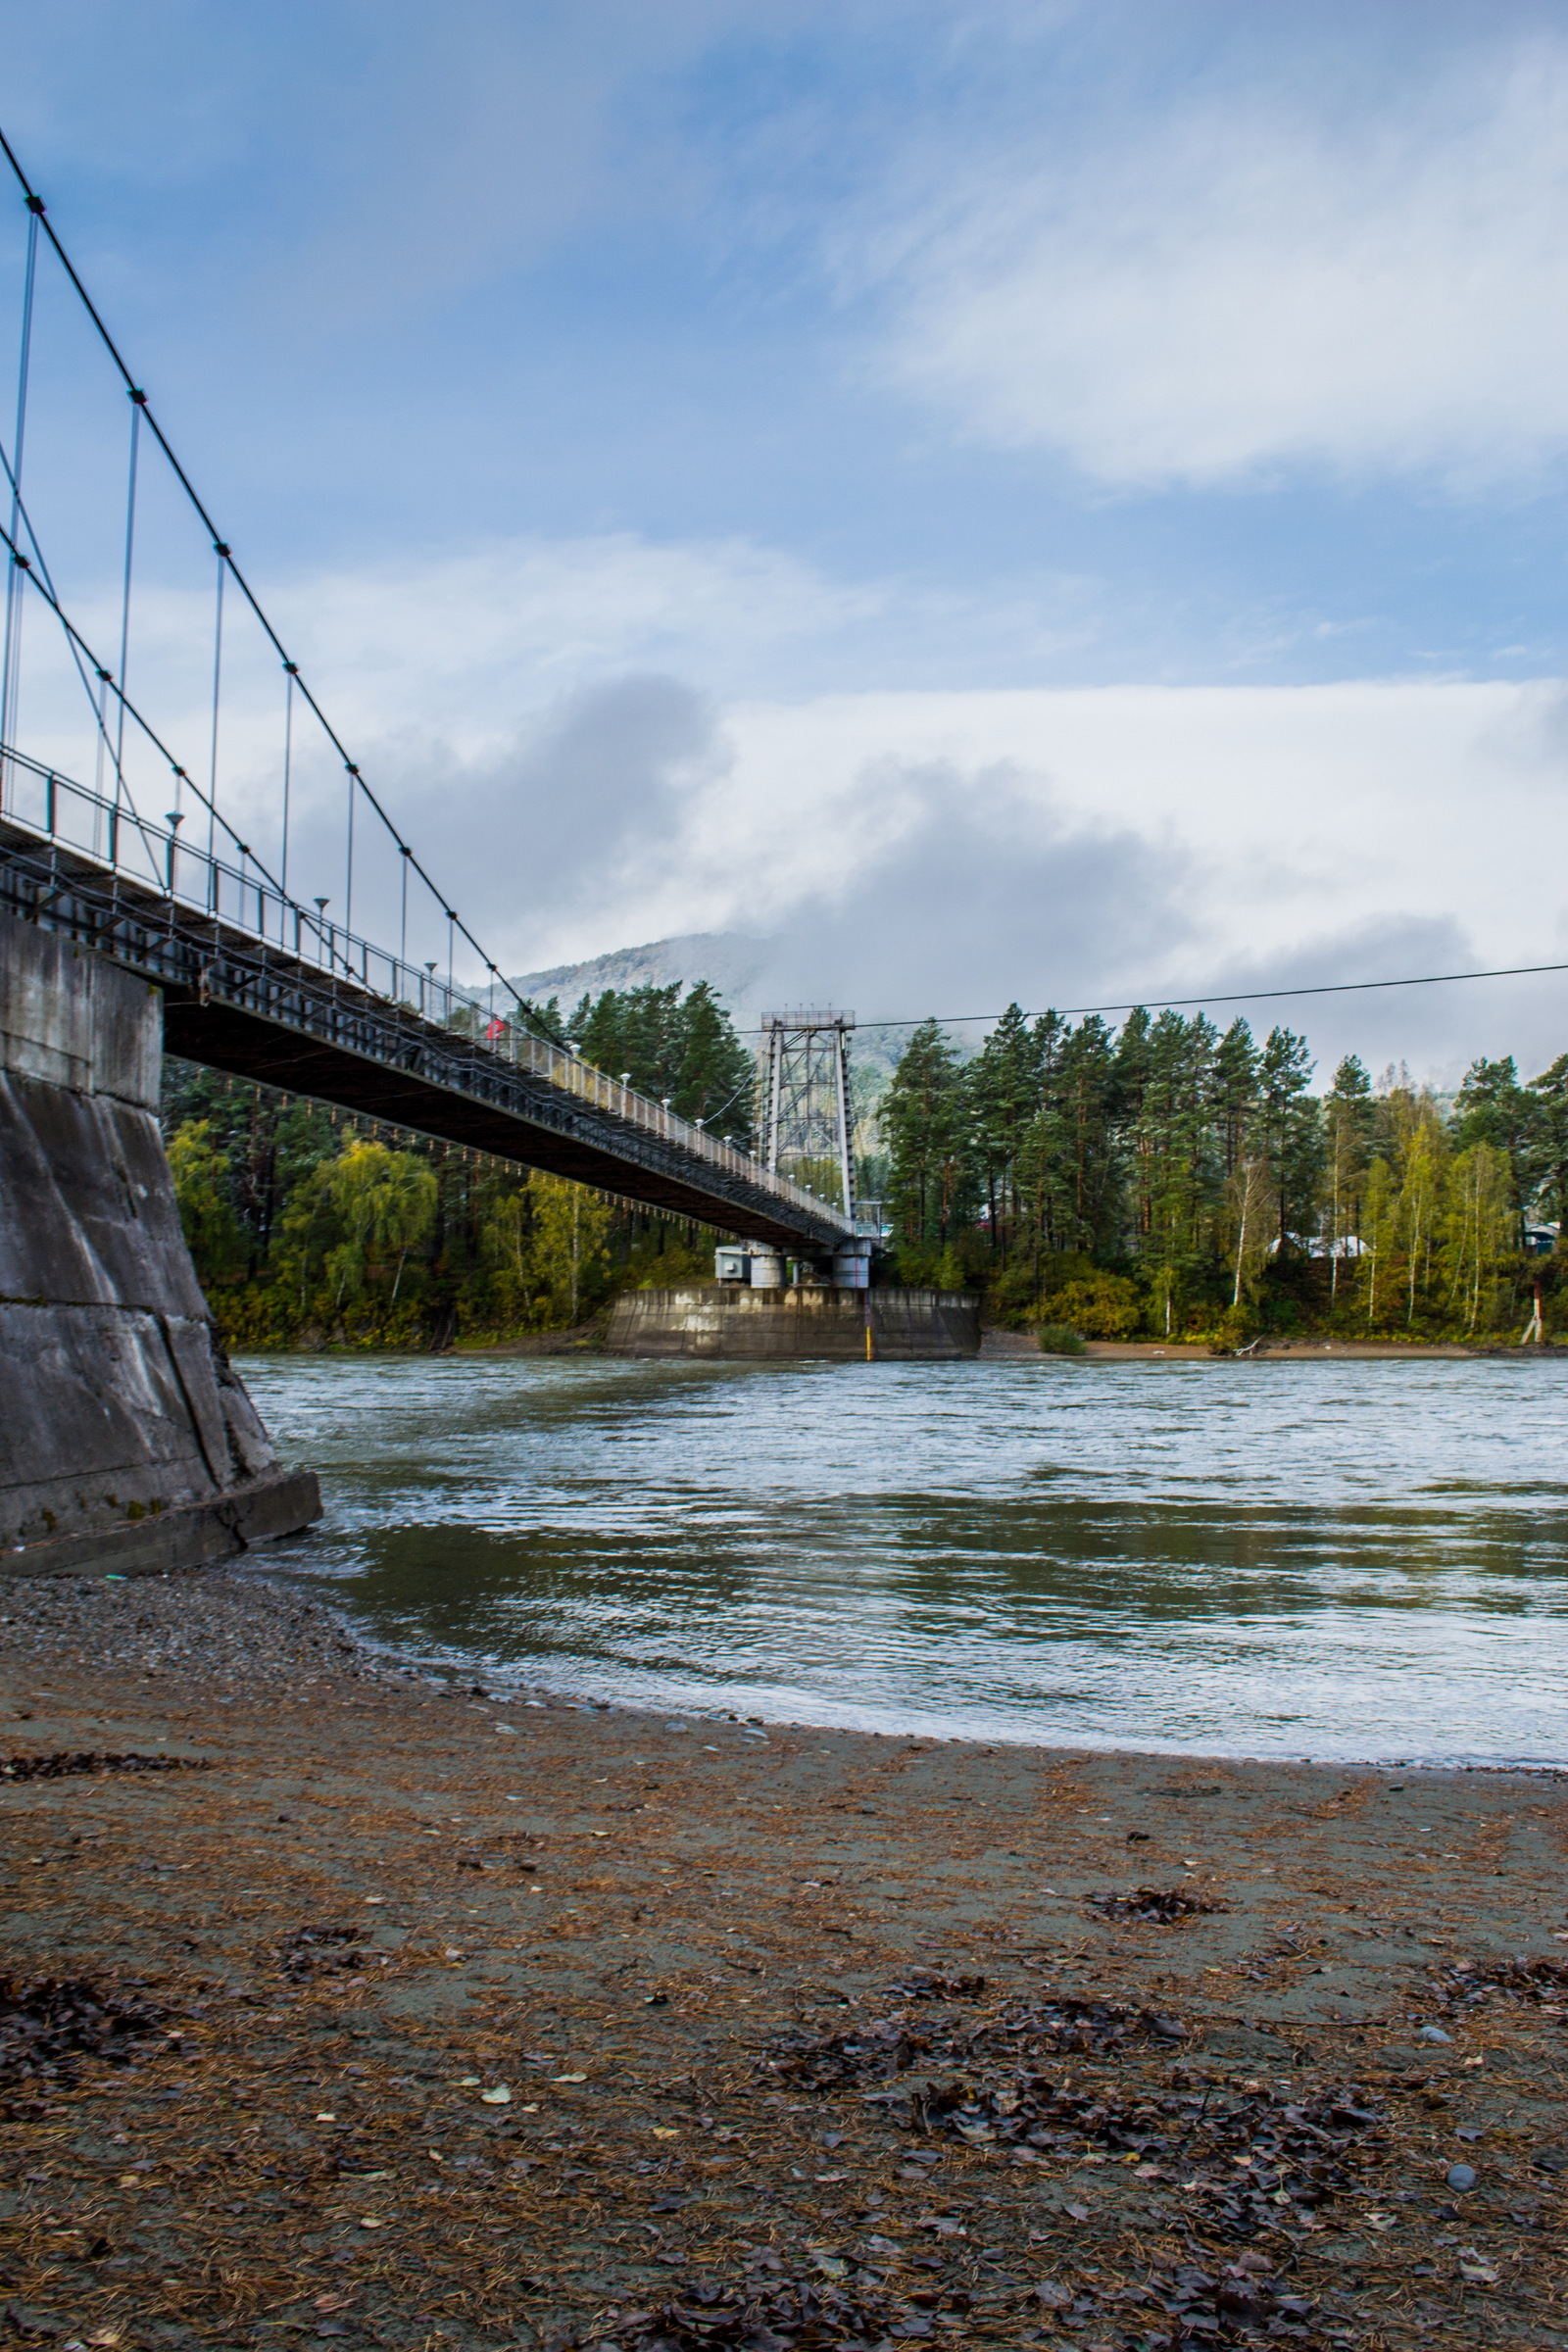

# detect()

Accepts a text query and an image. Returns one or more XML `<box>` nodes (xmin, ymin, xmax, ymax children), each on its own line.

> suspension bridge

<box><xmin>0</xmin><ymin>133</ymin><xmax>857</xmax><ymax>1261</ymax></box>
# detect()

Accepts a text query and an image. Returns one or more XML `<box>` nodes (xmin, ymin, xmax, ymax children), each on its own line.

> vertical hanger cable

<box><xmin>344</xmin><ymin>767</ymin><xmax>356</xmax><ymax>940</ymax></box>
<box><xmin>206</xmin><ymin>543</ymin><xmax>226</xmax><ymax>865</ymax></box>
<box><xmin>280</xmin><ymin>663</ymin><xmax>296</xmax><ymax>900</ymax></box>
<box><xmin>0</xmin><ymin>203</ymin><xmax>39</xmax><ymax>803</ymax></box>
<box><xmin>113</xmin><ymin>394</ymin><xmax>141</xmax><ymax>809</ymax></box>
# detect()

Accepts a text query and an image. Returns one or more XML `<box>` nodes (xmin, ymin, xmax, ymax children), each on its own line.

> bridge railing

<box><xmin>0</xmin><ymin>747</ymin><xmax>850</xmax><ymax>1234</ymax></box>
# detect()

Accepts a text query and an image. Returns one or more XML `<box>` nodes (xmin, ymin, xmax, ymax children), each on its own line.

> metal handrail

<box><xmin>0</xmin><ymin>744</ymin><xmax>852</xmax><ymax>1234</ymax></box>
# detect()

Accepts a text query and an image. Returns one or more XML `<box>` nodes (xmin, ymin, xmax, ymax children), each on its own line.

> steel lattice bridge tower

<box><xmin>0</xmin><ymin>133</ymin><xmax>854</xmax><ymax>1261</ymax></box>
<box><xmin>760</xmin><ymin>1008</ymin><xmax>856</xmax><ymax>1222</ymax></box>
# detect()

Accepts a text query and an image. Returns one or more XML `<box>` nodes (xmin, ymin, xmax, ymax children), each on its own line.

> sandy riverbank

<box><xmin>1</xmin><ymin>1566</ymin><xmax>1564</xmax><ymax>2352</ymax></box>
<box><xmin>978</xmin><ymin>1332</ymin><xmax>1549</xmax><ymax>1362</ymax></box>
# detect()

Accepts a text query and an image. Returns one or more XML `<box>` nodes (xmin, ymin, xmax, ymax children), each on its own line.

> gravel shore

<box><xmin>1</xmin><ymin>1563</ymin><xmax>1564</xmax><ymax>2352</ymax></box>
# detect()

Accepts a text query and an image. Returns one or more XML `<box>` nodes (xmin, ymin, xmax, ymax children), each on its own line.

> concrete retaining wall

<box><xmin>0</xmin><ymin>913</ymin><xmax>320</xmax><ymax>1577</ymax></box>
<box><xmin>605</xmin><ymin>1284</ymin><xmax>981</xmax><ymax>1360</ymax></box>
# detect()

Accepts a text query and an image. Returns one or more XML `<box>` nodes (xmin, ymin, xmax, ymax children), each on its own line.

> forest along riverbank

<box><xmin>1</xmin><ymin>1569</ymin><xmax>1565</xmax><ymax>2351</ymax></box>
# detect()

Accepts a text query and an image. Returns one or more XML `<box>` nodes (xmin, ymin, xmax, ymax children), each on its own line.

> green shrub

<box><xmin>985</xmin><ymin>1261</ymin><xmax>1048</xmax><ymax>1327</ymax></box>
<box><xmin>1210</xmin><ymin>1304</ymin><xmax>1255</xmax><ymax>1354</ymax></box>
<box><xmin>1038</xmin><ymin>1272</ymin><xmax>1142</xmax><ymax>1339</ymax></box>
<box><xmin>1037</xmin><ymin>1323</ymin><xmax>1088</xmax><ymax>1356</ymax></box>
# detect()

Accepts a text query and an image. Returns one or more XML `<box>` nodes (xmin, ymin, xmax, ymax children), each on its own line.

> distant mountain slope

<box><xmin>508</xmin><ymin>930</ymin><xmax>907</xmax><ymax>1092</ymax></box>
<box><xmin>508</xmin><ymin>931</ymin><xmax>768</xmax><ymax>1016</ymax></box>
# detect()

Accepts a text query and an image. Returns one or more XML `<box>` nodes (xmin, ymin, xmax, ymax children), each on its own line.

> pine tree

<box><xmin>1210</xmin><ymin>1021</ymin><xmax>1260</xmax><ymax>1181</ymax></box>
<box><xmin>1525</xmin><ymin>1054</ymin><xmax>1568</xmax><ymax>1243</ymax></box>
<box><xmin>1010</xmin><ymin>1015</ymin><xmax>1065</xmax><ymax>1276</ymax></box>
<box><xmin>1133</xmin><ymin>1012</ymin><xmax>1218</xmax><ymax>1334</ymax></box>
<box><xmin>1455</xmin><ymin>1056</ymin><xmax>1542</xmax><ymax>1241</ymax></box>
<box><xmin>968</xmin><ymin>1004</ymin><xmax>1042</xmax><ymax>1263</ymax></box>
<box><xmin>1322</xmin><ymin>1055</ymin><xmax>1373</xmax><ymax>1301</ymax></box>
<box><xmin>673</xmin><ymin>981</ymin><xmax>755</xmax><ymax>1142</ymax></box>
<box><xmin>570</xmin><ymin>982</ymin><xmax>753</xmax><ymax>1138</ymax></box>
<box><xmin>1257</xmin><ymin>1027</ymin><xmax>1320</xmax><ymax>1254</ymax></box>
<box><xmin>1054</xmin><ymin>1016</ymin><xmax>1123</xmax><ymax>1255</ymax></box>
<box><xmin>1111</xmin><ymin>1007</ymin><xmax>1152</xmax><ymax>1193</ymax></box>
<box><xmin>884</xmin><ymin>1020</ymin><xmax>974</xmax><ymax>1251</ymax></box>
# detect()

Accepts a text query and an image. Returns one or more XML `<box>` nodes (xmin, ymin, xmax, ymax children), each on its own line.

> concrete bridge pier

<box><xmin>605</xmin><ymin>1282</ymin><xmax>981</xmax><ymax>1360</ymax></box>
<box><xmin>608</xmin><ymin>1235</ymin><xmax>981</xmax><ymax>1360</ymax></box>
<box><xmin>0</xmin><ymin>913</ymin><xmax>320</xmax><ymax>1577</ymax></box>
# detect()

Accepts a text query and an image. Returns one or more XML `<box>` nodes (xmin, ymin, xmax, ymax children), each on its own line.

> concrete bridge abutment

<box><xmin>605</xmin><ymin>1283</ymin><xmax>981</xmax><ymax>1360</ymax></box>
<box><xmin>0</xmin><ymin>912</ymin><xmax>320</xmax><ymax>1577</ymax></box>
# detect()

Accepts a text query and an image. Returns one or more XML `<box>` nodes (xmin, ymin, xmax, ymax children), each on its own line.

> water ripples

<box><xmin>242</xmin><ymin>1351</ymin><xmax>1568</xmax><ymax>1763</ymax></box>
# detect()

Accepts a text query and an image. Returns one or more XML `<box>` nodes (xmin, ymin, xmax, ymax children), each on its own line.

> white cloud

<box><xmin>861</xmin><ymin>38</ymin><xmax>1568</xmax><ymax>485</ymax></box>
<box><xmin>709</xmin><ymin>679</ymin><xmax>1563</xmax><ymax>968</ymax></box>
<box><xmin>705</xmin><ymin>680</ymin><xmax>1568</xmax><ymax>1077</ymax></box>
<box><xmin>271</xmin><ymin>536</ymin><xmax>891</xmax><ymax>746</ymax></box>
<box><xmin>14</xmin><ymin>527</ymin><xmax>1568</xmax><ymax>1077</ymax></box>
<box><xmin>356</xmin><ymin>664</ymin><xmax>1568</xmax><ymax>1079</ymax></box>
<box><xmin>15</xmin><ymin>532</ymin><xmax>889</xmax><ymax>840</ymax></box>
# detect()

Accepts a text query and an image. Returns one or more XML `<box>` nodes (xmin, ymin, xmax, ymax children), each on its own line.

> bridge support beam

<box><xmin>0</xmin><ymin>911</ymin><xmax>320</xmax><ymax>1577</ymax></box>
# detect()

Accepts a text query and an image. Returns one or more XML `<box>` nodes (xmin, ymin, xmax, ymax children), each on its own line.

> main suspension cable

<box><xmin>0</xmin><ymin>124</ymin><xmax>556</xmax><ymax>1042</ymax></box>
<box><xmin>0</xmin><ymin>508</ymin><xmax>280</xmax><ymax>891</ymax></box>
<box><xmin>0</xmin><ymin>419</ymin><xmax>138</xmax><ymax>801</ymax></box>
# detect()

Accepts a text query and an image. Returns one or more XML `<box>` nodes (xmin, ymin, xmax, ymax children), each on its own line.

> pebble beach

<box><xmin>1</xmin><ymin>1563</ymin><xmax>1564</xmax><ymax>2352</ymax></box>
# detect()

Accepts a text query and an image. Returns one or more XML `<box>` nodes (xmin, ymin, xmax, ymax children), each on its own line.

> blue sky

<box><xmin>4</xmin><ymin>0</ymin><xmax>1568</xmax><ymax>1075</ymax></box>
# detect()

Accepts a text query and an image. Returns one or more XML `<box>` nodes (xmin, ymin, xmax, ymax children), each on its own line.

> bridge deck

<box><xmin>0</xmin><ymin>807</ymin><xmax>852</xmax><ymax>1253</ymax></box>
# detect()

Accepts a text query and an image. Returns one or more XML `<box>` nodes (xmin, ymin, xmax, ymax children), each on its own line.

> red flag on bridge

<box><xmin>485</xmin><ymin>1016</ymin><xmax>507</xmax><ymax>1040</ymax></box>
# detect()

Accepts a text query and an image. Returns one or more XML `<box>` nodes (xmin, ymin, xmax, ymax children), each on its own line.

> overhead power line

<box><xmin>739</xmin><ymin>956</ymin><xmax>1568</xmax><ymax>1035</ymax></box>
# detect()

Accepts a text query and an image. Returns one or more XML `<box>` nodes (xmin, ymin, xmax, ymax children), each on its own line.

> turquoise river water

<box><xmin>240</xmin><ymin>1350</ymin><xmax>1568</xmax><ymax>1765</ymax></box>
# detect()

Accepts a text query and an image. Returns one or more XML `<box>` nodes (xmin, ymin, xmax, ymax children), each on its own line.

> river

<box><xmin>241</xmin><ymin>1350</ymin><xmax>1568</xmax><ymax>1765</ymax></box>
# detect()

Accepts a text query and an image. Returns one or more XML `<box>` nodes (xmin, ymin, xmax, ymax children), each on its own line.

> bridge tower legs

<box><xmin>760</xmin><ymin>1008</ymin><xmax>857</xmax><ymax>1224</ymax></box>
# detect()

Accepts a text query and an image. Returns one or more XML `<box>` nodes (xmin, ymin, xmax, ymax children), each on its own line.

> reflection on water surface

<box><xmin>241</xmin><ymin>1351</ymin><xmax>1568</xmax><ymax>1763</ymax></box>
